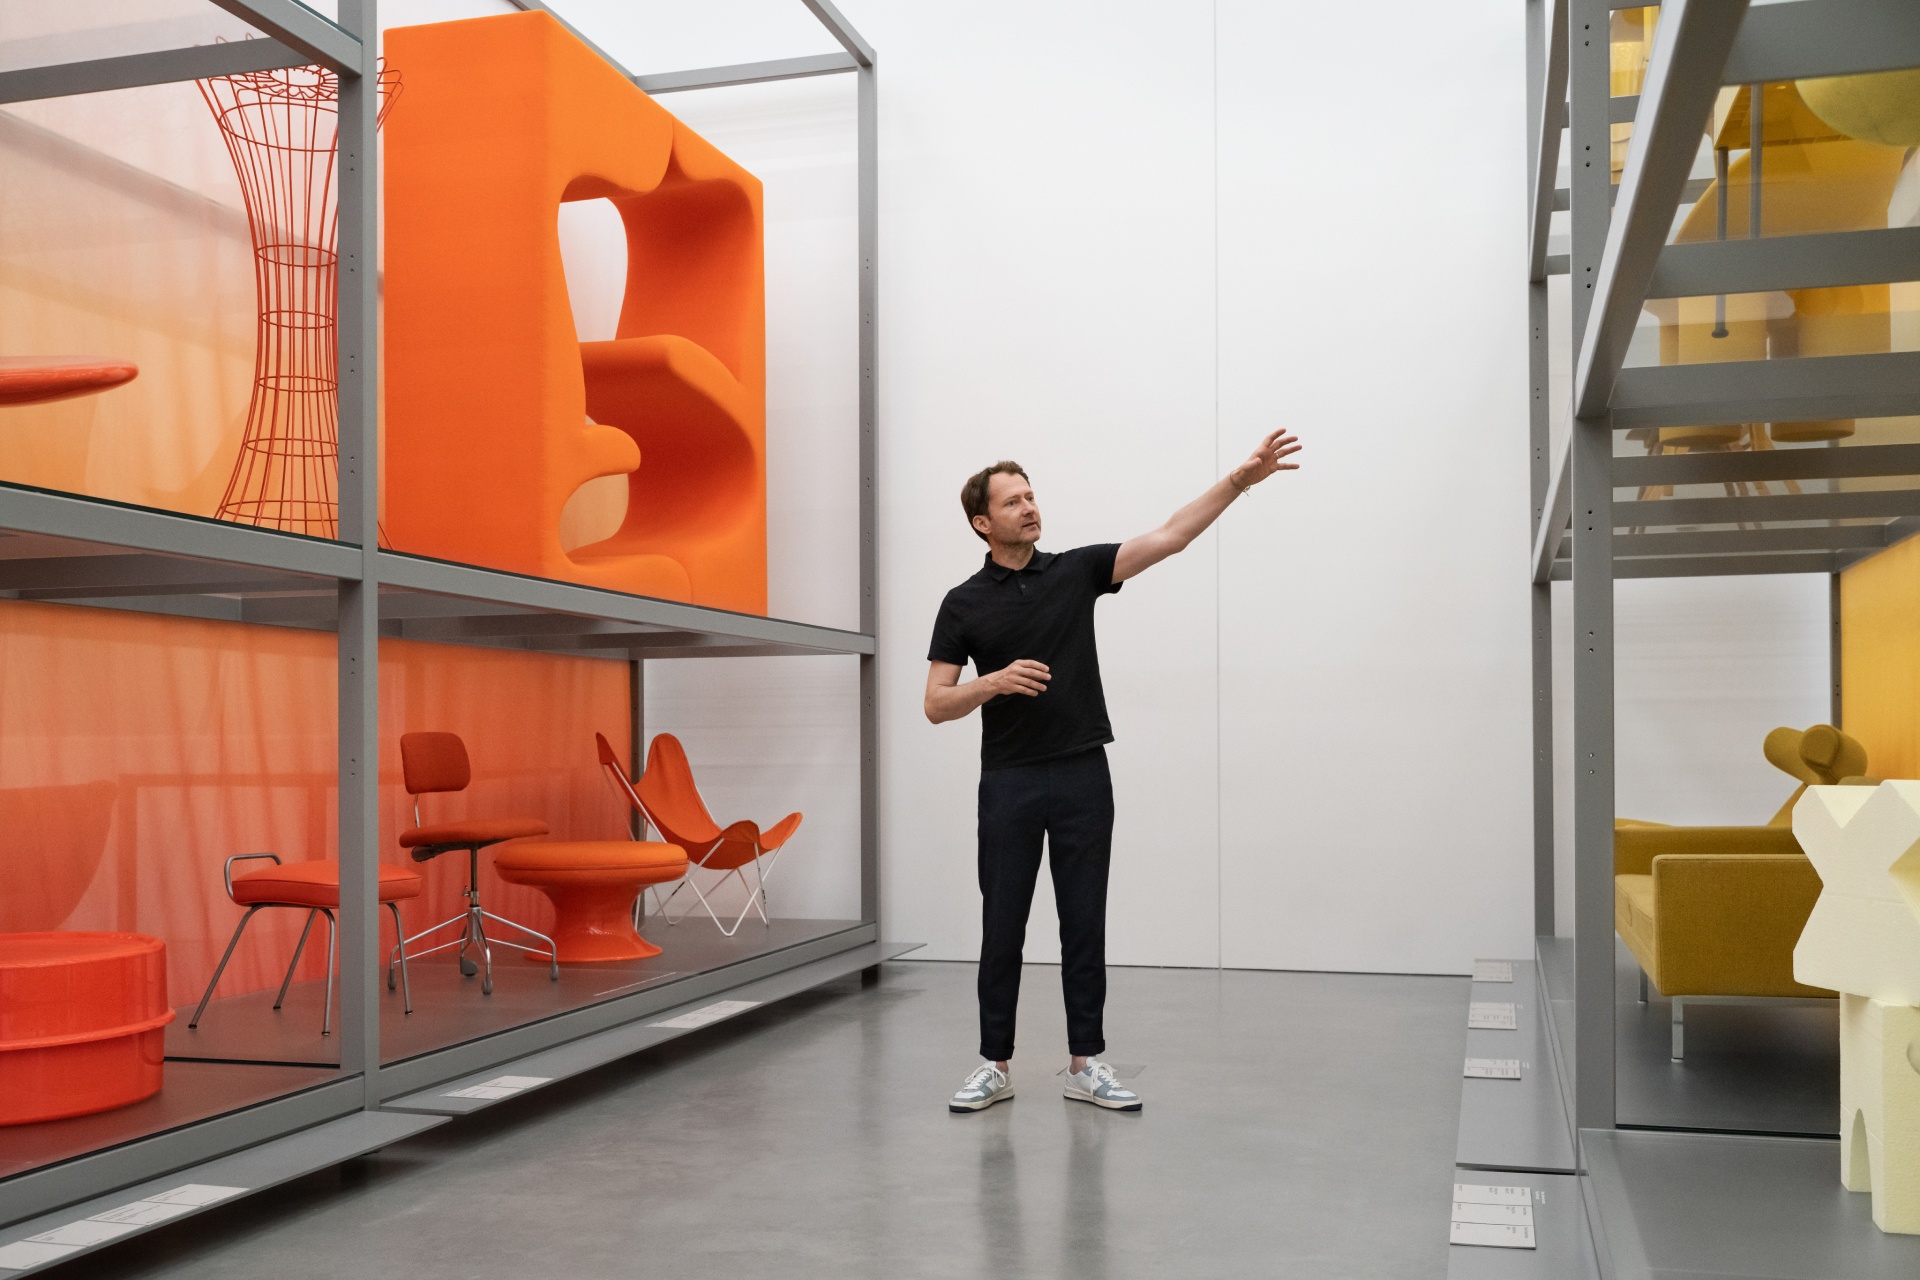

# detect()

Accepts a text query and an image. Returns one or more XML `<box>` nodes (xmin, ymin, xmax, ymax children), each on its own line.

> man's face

<box><xmin>973</xmin><ymin>471</ymin><xmax>1041</xmax><ymax>548</ymax></box>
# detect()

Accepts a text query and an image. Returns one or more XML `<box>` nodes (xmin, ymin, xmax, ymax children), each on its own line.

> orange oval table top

<box><xmin>0</xmin><ymin>932</ymin><xmax>171</xmax><ymax>1047</ymax></box>
<box><xmin>0</xmin><ymin>356</ymin><xmax>139</xmax><ymax>407</ymax></box>
<box><xmin>493</xmin><ymin>840</ymin><xmax>687</xmax><ymax>875</ymax></box>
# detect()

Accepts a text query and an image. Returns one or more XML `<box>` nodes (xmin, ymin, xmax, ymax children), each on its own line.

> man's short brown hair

<box><xmin>960</xmin><ymin>461</ymin><xmax>1029</xmax><ymax>542</ymax></box>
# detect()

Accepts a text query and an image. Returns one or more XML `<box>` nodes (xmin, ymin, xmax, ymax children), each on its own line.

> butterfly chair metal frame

<box><xmin>190</xmin><ymin>852</ymin><xmax>413</xmax><ymax>1038</ymax></box>
<box><xmin>595</xmin><ymin>732</ymin><xmax>801</xmax><ymax>939</ymax></box>
<box><xmin>392</xmin><ymin>732</ymin><xmax>558</xmax><ymax>996</ymax></box>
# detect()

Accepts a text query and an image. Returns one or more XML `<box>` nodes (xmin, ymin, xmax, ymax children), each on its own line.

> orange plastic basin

<box><xmin>0</xmin><ymin>932</ymin><xmax>172</xmax><ymax>1126</ymax></box>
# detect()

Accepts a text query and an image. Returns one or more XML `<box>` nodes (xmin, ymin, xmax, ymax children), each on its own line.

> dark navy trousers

<box><xmin>976</xmin><ymin>746</ymin><xmax>1113</xmax><ymax>1061</ymax></box>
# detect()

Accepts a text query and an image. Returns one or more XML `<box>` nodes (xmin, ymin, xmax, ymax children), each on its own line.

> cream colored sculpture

<box><xmin>1794</xmin><ymin>782</ymin><xmax>1920</xmax><ymax>1234</ymax></box>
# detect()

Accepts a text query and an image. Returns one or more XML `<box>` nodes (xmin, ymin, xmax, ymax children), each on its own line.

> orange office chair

<box><xmin>190</xmin><ymin>853</ymin><xmax>423</xmax><ymax>1037</ymax></box>
<box><xmin>395</xmin><ymin>732</ymin><xmax>556</xmax><ymax>995</ymax></box>
<box><xmin>594</xmin><ymin>732</ymin><xmax>801</xmax><ymax>937</ymax></box>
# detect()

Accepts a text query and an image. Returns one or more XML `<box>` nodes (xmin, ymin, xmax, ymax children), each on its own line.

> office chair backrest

<box><xmin>635</xmin><ymin>734</ymin><xmax>723</xmax><ymax>848</ymax></box>
<box><xmin>400</xmin><ymin>731</ymin><xmax>471</xmax><ymax>795</ymax></box>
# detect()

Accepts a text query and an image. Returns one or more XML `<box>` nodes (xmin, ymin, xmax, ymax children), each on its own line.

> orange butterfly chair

<box><xmin>594</xmin><ymin>732</ymin><xmax>801</xmax><ymax>938</ymax></box>
<box><xmin>396</xmin><ymin>732</ymin><xmax>556</xmax><ymax>995</ymax></box>
<box><xmin>190</xmin><ymin>852</ymin><xmax>423</xmax><ymax>1037</ymax></box>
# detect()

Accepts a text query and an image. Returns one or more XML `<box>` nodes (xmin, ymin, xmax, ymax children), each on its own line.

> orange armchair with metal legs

<box><xmin>596</xmin><ymin>732</ymin><xmax>801</xmax><ymax>938</ymax></box>
<box><xmin>395</xmin><ymin>732</ymin><xmax>556</xmax><ymax>995</ymax></box>
<box><xmin>190</xmin><ymin>852</ymin><xmax>423</xmax><ymax>1037</ymax></box>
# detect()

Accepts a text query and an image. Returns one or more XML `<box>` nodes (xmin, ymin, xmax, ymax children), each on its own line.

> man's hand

<box><xmin>925</xmin><ymin>659</ymin><xmax>1049</xmax><ymax>723</ymax></box>
<box><xmin>1227</xmin><ymin>428</ymin><xmax>1302</xmax><ymax>492</ymax></box>
<box><xmin>981</xmin><ymin>659</ymin><xmax>1050</xmax><ymax>698</ymax></box>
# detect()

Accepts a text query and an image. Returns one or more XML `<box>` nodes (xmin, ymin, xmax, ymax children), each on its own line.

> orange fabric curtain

<box><xmin>0</xmin><ymin>599</ymin><xmax>630</xmax><ymax>1006</ymax></box>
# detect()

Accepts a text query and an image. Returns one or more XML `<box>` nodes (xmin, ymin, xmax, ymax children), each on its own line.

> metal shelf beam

<box><xmin>1610</xmin><ymin>351</ymin><xmax>1920</xmax><ymax>429</ymax></box>
<box><xmin>0</xmin><ymin>40</ymin><xmax>312</xmax><ymax>105</ymax></box>
<box><xmin>1722</xmin><ymin>0</ymin><xmax>1920</xmax><ymax>84</ymax></box>
<box><xmin>1615</xmin><ymin>486</ymin><xmax>1920</xmax><ymax>527</ymax></box>
<box><xmin>1613</xmin><ymin>442</ymin><xmax>1920</xmax><ymax>486</ymax></box>
<box><xmin>1648</xmin><ymin>226</ymin><xmax>1920</xmax><ymax>300</ymax></box>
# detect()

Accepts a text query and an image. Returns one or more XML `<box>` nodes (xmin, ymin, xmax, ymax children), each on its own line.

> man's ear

<box><xmin>972</xmin><ymin>514</ymin><xmax>993</xmax><ymax>538</ymax></box>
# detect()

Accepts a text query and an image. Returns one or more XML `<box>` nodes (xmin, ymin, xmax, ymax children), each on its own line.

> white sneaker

<box><xmin>950</xmin><ymin>1062</ymin><xmax>1014</xmax><ymax>1112</ymax></box>
<box><xmin>1063</xmin><ymin>1058</ymin><xmax>1142</xmax><ymax>1111</ymax></box>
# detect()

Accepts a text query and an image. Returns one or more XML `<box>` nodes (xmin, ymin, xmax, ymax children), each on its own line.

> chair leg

<box><xmin>1638</xmin><ymin>969</ymin><xmax>1649</xmax><ymax>1004</ymax></box>
<box><xmin>320</xmin><ymin>908</ymin><xmax>337</xmax><ymax>1038</ymax></box>
<box><xmin>388</xmin><ymin>900</ymin><xmax>413</xmax><ymax>1015</ymax></box>
<box><xmin>275</xmin><ymin>909</ymin><xmax>319</xmax><ymax>1010</ymax></box>
<box><xmin>190</xmin><ymin>906</ymin><xmax>262</xmax><ymax>1029</ymax></box>
<box><xmin>1671</xmin><ymin>997</ymin><xmax>1685</xmax><ymax>1061</ymax></box>
<box><xmin>477</xmin><ymin>910</ymin><xmax>558</xmax><ymax>981</ymax></box>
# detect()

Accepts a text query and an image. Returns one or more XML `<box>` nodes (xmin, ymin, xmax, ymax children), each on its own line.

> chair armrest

<box><xmin>1650</xmin><ymin>854</ymin><xmax>1831</xmax><ymax>997</ymax></box>
<box><xmin>1614</xmin><ymin>823</ymin><xmax>1800</xmax><ymax>876</ymax></box>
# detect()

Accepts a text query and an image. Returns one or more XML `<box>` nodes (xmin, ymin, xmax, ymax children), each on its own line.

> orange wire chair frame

<box><xmin>197</xmin><ymin>59</ymin><xmax>399</xmax><ymax>539</ymax></box>
<box><xmin>594</xmin><ymin>732</ymin><xmax>801</xmax><ymax>938</ymax></box>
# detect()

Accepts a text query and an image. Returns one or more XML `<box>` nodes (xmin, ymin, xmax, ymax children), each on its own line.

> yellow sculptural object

<box><xmin>1794</xmin><ymin>782</ymin><xmax>1920</xmax><ymax>1234</ymax></box>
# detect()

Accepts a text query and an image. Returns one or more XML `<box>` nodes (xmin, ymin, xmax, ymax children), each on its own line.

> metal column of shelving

<box><xmin>0</xmin><ymin>0</ymin><xmax>885</xmax><ymax>1248</ymax></box>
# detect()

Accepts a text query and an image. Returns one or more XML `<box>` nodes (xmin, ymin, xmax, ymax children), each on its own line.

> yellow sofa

<box><xmin>1615</xmin><ymin>725</ymin><xmax>1863</xmax><ymax>1054</ymax></box>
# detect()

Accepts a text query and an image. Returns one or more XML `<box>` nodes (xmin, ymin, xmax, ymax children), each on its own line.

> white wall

<box><xmin>1551</xmin><ymin>576</ymin><xmax>1833</xmax><ymax>936</ymax></box>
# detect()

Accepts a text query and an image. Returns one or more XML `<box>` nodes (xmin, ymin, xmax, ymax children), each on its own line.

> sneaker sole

<box><xmin>1063</xmin><ymin>1087</ymin><xmax>1142</xmax><ymax>1112</ymax></box>
<box><xmin>949</xmin><ymin>1087</ymin><xmax>1014</xmax><ymax>1113</ymax></box>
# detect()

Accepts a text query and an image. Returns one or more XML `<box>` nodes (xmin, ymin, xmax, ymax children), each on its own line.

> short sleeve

<box><xmin>927</xmin><ymin>592</ymin><xmax>970</xmax><ymax>666</ymax></box>
<box><xmin>1081</xmin><ymin>543</ymin><xmax>1123</xmax><ymax>596</ymax></box>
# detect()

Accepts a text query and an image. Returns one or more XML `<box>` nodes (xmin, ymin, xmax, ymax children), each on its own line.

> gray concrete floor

<box><xmin>82</xmin><ymin>960</ymin><xmax>1466</xmax><ymax>1280</ymax></box>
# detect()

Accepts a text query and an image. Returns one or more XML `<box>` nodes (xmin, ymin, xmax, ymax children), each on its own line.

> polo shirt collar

<box><xmin>982</xmin><ymin>549</ymin><xmax>1054</xmax><ymax>581</ymax></box>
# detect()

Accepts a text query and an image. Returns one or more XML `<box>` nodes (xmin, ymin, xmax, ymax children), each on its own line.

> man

<box><xmin>925</xmin><ymin>430</ymin><xmax>1302</xmax><ymax>1113</ymax></box>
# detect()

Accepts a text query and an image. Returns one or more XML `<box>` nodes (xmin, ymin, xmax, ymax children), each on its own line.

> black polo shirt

<box><xmin>928</xmin><ymin>543</ymin><xmax>1123</xmax><ymax>771</ymax></box>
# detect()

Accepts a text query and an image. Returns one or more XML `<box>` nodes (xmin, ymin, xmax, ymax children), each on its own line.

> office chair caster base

<box><xmin>460</xmin><ymin>956</ymin><xmax>478</xmax><ymax>977</ymax></box>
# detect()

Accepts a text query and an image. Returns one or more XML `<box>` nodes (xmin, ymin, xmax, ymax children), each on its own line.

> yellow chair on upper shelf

<box><xmin>1616</xmin><ymin>724</ymin><xmax>1871</xmax><ymax>1059</ymax></box>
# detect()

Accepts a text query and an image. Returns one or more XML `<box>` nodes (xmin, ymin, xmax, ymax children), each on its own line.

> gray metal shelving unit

<box><xmin>0</xmin><ymin>0</ymin><xmax>888</xmax><ymax>1258</ymax></box>
<box><xmin>1506</xmin><ymin>1</ymin><xmax>1920</xmax><ymax>1276</ymax></box>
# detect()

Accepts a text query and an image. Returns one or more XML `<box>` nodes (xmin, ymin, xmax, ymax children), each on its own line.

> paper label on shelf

<box><xmin>1472</xmin><ymin>959</ymin><xmax>1514</xmax><ymax>983</ymax></box>
<box><xmin>1449</xmin><ymin>1221</ymin><xmax>1536</xmax><ymax>1249</ymax></box>
<box><xmin>24</xmin><ymin>1220</ymin><xmax>143</xmax><ymax>1247</ymax></box>
<box><xmin>86</xmin><ymin>1201</ymin><xmax>196</xmax><ymax>1226</ymax></box>
<box><xmin>140</xmin><ymin>1185</ymin><xmax>245</xmax><ymax>1208</ymax></box>
<box><xmin>1452</xmin><ymin>1202</ymin><xmax>1534</xmax><ymax>1226</ymax></box>
<box><xmin>650</xmin><ymin>999</ymin><xmax>760</xmax><ymax>1030</ymax></box>
<box><xmin>1454</xmin><ymin>1183</ymin><xmax>1532</xmax><ymax>1206</ymax></box>
<box><xmin>1466</xmin><ymin>1002</ymin><xmax>1517</xmax><ymax>1029</ymax></box>
<box><xmin>442</xmin><ymin>1074</ymin><xmax>554</xmax><ymax>1100</ymax></box>
<box><xmin>0</xmin><ymin>1240</ymin><xmax>83</xmax><ymax>1268</ymax></box>
<box><xmin>1464</xmin><ymin>1058</ymin><xmax>1523</xmax><ymax>1079</ymax></box>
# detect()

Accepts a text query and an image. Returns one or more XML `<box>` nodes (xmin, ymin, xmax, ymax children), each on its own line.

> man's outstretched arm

<box><xmin>1112</xmin><ymin>429</ymin><xmax>1301</xmax><ymax>583</ymax></box>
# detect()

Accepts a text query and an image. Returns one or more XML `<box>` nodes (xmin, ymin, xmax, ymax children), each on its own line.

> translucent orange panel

<box><xmin>0</xmin><ymin>600</ymin><xmax>629</xmax><ymax>1007</ymax></box>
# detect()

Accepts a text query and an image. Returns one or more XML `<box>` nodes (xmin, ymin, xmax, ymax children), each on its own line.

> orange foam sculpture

<box><xmin>384</xmin><ymin>12</ymin><xmax>767</xmax><ymax>613</ymax></box>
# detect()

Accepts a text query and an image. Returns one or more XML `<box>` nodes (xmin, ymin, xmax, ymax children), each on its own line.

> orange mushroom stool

<box><xmin>0</xmin><ymin>932</ymin><xmax>172</xmax><ymax>1126</ymax></box>
<box><xmin>492</xmin><ymin>841</ymin><xmax>688</xmax><ymax>962</ymax></box>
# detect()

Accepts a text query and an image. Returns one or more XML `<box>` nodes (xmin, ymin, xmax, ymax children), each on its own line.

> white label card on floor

<box><xmin>1464</xmin><ymin>1058</ymin><xmax>1523</xmax><ymax>1079</ymax></box>
<box><xmin>1454</xmin><ymin>1183</ymin><xmax>1532</xmax><ymax>1206</ymax></box>
<box><xmin>649</xmin><ymin>999</ymin><xmax>760</xmax><ymax>1030</ymax></box>
<box><xmin>1449</xmin><ymin>1222</ymin><xmax>1536</xmax><ymax>1249</ymax></box>
<box><xmin>442</xmin><ymin>1075</ymin><xmax>553</xmax><ymax>1101</ymax></box>
<box><xmin>1466</xmin><ymin>1002</ymin><xmax>1517</xmax><ymax>1030</ymax></box>
<box><xmin>0</xmin><ymin>1183</ymin><xmax>253</xmax><ymax>1267</ymax></box>
<box><xmin>1472</xmin><ymin>959</ymin><xmax>1514</xmax><ymax>983</ymax></box>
